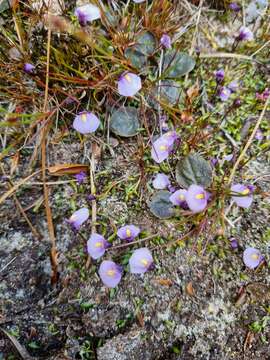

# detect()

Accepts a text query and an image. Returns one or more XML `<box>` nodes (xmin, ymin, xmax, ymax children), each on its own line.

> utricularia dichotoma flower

<box><xmin>67</xmin><ymin>207</ymin><xmax>89</xmax><ymax>230</ymax></box>
<box><xmin>129</xmin><ymin>248</ymin><xmax>153</xmax><ymax>274</ymax></box>
<box><xmin>237</xmin><ymin>26</ymin><xmax>254</xmax><ymax>41</ymax></box>
<box><xmin>153</xmin><ymin>173</ymin><xmax>171</xmax><ymax>189</ymax></box>
<box><xmin>98</xmin><ymin>260</ymin><xmax>122</xmax><ymax>288</ymax></box>
<box><xmin>219</xmin><ymin>86</ymin><xmax>232</xmax><ymax>102</ymax></box>
<box><xmin>151</xmin><ymin>131</ymin><xmax>179</xmax><ymax>163</ymax></box>
<box><xmin>215</xmin><ymin>69</ymin><xmax>225</xmax><ymax>83</ymax></box>
<box><xmin>170</xmin><ymin>189</ymin><xmax>188</xmax><ymax>208</ymax></box>
<box><xmin>87</xmin><ymin>233</ymin><xmax>109</xmax><ymax>260</ymax></box>
<box><xmin>73</xmin><ymin>111</ymin><xmax>100</xmax><ymax>134</ymax></box>
<box><xmin>243</xmin><ymin>247</ymin><xmax>263</xmax><ymax>269</ymax></box>
<box><xmin>74</xmin><ymin>171</ymin><xmax>87</xmax><ymax>185</ymax></box>
<box><xmin>117</xmin><ymin>225</ymin><xmax>140</xmax><ymax>242</ymax></box>
<box><xmin>229</xmin><ymin>2</ymin><xmax>241</xmax><ymax>11</ymax></box>
<box><xmin>75</xmin><ymin>4</ymin><xmax>101</xmax><ymax>26</ymax></box>
<box><xmin>160</xmin><ymin>34</ymin><xmax>171</xmax><ymax>49</ymax></box>
<box><xmin>118</xmin><ymin>72</ymin><xmax>142</xmax><ymax>97</ymax></box>
<box><xmin>23</xmin><ymin>63</ymin><xmax>35</xmax><ymax>74</ymax></box>
<box><xmin>186</xmin><ymin>184</ymin><xmax>208</xmax><ymax>213</ymax></box>
<box><xmin>231</xmin><ymin>183</ymin><xmax>254</xmax><ymax>208</ymax></box>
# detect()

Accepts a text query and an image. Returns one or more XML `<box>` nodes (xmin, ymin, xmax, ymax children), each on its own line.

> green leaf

<box><xmin>149</xmin><ymin>80</ymin><xmax>181</xmax><ymax>109</ymax></box>
<box><xmin>175</xmin><ymin>153</ymin><xmax>213</xmax><ymax>188</ymax></box>
<box><xmin>110</xmin><ymin>107</ymin><xmax>140</xmax><ymax>137</ymax></box>
<box><xmin>163</xmin><ymin>51</ymin><xmax>195</xmax><ymax>78</ymax></box>
<box><xmin>125</xmin><ymin>32</ymin><xmax>156</xmax><ymax>70</ymax></box>
<box><xmin>149</xmin><ymin>191</ymin><xmax>175</xmax><ymax>219</ymax></box>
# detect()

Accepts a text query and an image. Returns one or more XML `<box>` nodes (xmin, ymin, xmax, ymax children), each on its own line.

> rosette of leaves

<box><xmin>149</xmin><ymin>190</ymin><xmax>175</xmax><ymax>219</ymax></box>
<box><xmin>175</xmin><ymin>153</ymin><xmax>213</xmax><ymax>188</ymax></box>
<box><xmin>149</xmin><ymin>80</ymin><xmax>181</xmax><ymax>109</ymax></box>
<box><xmin>110</xmin><ymin>107</ymin><xmax>140</xmax><ymax>137</ymax></box>
<box><xmin>162</xmin><ymin>50</ymin><xmax>195</xmax><ymax>78</ymax></box>
<box><xmin>125</xmin><ymin>31</ymin><xmax>156</xmax><ymax>70</ymax></box>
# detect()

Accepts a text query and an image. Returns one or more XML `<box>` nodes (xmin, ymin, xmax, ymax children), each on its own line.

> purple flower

<box><xmin>151</xmin><ymin>131</ymin><xmax>179</xmax><ymax>163</ymax></box>
<box><xmin>87</xmin><ymin>194</ymin><xmax>96</xmax><ymax>201</ymax></box>
<box><xmin>23</xmin><ymin>63</ymin><xmax>35</xmax><ymax>74</ymax></box>
<box><xmin>256</xmin><ymin>88</ymin><xmax>270</xmax><ymax>101</ymax></box>
<box><xmin>231</xmin><ymin>183</ymin><xmax>253</xmax><ymax>208</ymax></box>
<box><xmin>211</xmin><ymin>157</ymin><xmax>218</xmax><ymax>167</ymax></box>
<box><xmin>87</xmin><ymin>233</ymin><xmax>108</xmax><ymax>260</ymax></box>
<box><xmin>228</xmin><ymin>80</ymin><xmax>238</xmax><ymax>93</ymax></box>
<box><xmin>237</xmin><ymin>26</ymin><xmax>254</xmax><ymax>41</ymax></box>
<box><xmin>219</xmin><ymin>87</ymin><xmax>232</xmax><ymax>102</ymax></box>
<box><xmin>118</xmin><ymin>72</ymin><xmax>142</xmax><ymax>97</ymax></box>
<box><xmin>98</xmin><ymin>260</ymin><xmax>122</xmax><ymax>288</ymax></box>
<box><xmin>186</xmin><ymin>185</ymin><xmax>208</xmax><ymax>213</ymax></box>
<box><xmin>230</xmin><ymin>238</ymin><xmax>238</xmax><ymax>249</ymax></box>
<box><xmin>160</xmin><ymin>34</ymin><xmax>171</xmax><ymax>49</ymax></box>
<box><xmin>215</xmin><ymin>69</ymin><xmax>225</xmax><ymax>83</ymax></box>
<box><xmin>169</xmin><ymin>189</ymin><xmax>187</xmax><ymax>207</ymax></box>
<box><xmin>229</xmin><ymin>2</ymin><xmax>241</xmax><ymax>11</ymax></box>
<box><xmin>153</xmin><ymin>173</ymin><xmax>170</xmax><ymax>189</ymax></box>
<box><xmin>243</xmin><ymin>247</ymin><xmax>263</xmax><ymax>269</ymax></box>
<box><xmin>75</xmin><ymin>4</ymin><xmax>101</xmax><ymax>26</ymax></box>
<box><xmin>255</xmin><ymin>129</ymin><xmax>263</xmax><ymax>140</ymax></box>
<box><xmin>133</xmin><ymin>0</ymin><xmax>145</xmax><ymax>3</ymax></box>
<box><xmin>74</xmin><ymin>171</ymin><xmax>87</xmax><ymax>184</ymax></box>
<box><xmin>117</xmin><ymin>225</ymin><xmax>140</xmax><ymax>241</ymax></box>
<box><xmin>73</xmin><ymin>111</ymin><xmax>100</xmax><ymax>134</ymax></box>
<box><xmin>129</xmin><ymin>248</ymin><xmax>153</xmax><ymax>274</ymax></box>
<box><xmin>224</xmin><ymin>153</ymin><xmax>233</xmax><ymax>161</ymax></box>
<box><xmin>67</xmin><ymin>207</ymin><xmax>89</xmax><ymax>230</ymax></box>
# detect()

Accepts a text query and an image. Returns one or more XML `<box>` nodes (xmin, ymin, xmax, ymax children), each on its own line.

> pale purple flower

<box><xmin>160</xmin><ymin>34</ymin><xmax>171</xmax><ymax>49</ymax></box>
<box><xmin>211</xmin><ymin>158</ymin><xmax>218</xmax><ymax>167</ymax></box>
<box><xmin>23</xmin><ymin>63</ymin><xmax>35</xmax><ymax>74</ymax></box>
<box><xmin>243</xmin><ymin>247</ymin><xmax>263</xmax><ymax>269</ymax></box>
<box><xmin>255</xmin><ymin>129</ymin><xmax>263</xmax><ymax>140</ymax></box>
<box><xmin>67</xmin><ymin>207</ymin><xmax>89</xmax><ymax>230</ymax></box>
<box><xmin>215</xmin><ymin>69</ymin><xmax>225</xmax><ymax>83</ymax></box>
<box><xmin>117</xmin><ymin>225</ymin><xmax>140</xmax><ymax>241</ymax></box>
<box><xmin>224</xmin><ymin>153</ymin><xmax>233</xmax><ymax>161</ymax></box>
<box><xmin>186</xmin><ymin>185</ymin><xmax>207</xmax><ymax>213</ymax></box>
<box><xmin>129</xmin><ymin>248</ymin><xmax>153</xmax><ymax>274</ymax></box>
<box><xmin>98</xmin><ymin>260</ymin><xmax>122</xmax><ymax>288</ymax></box>
<box><xmin>231</xmin><ymin>183</ymin><xmax>253</xmax><ymax>208</ymax></box>
<box><xmin>237</xmin><ymin>26</ymin><xmax>254</xmax><ymax>41</ymax></box>
<box><xmin>133</xmin><ymin>0</ymin><xmax>145</xmax><ymax>3</ymax></box>
<box><xmin>151</xmin><ymin>131</ymin><xmax>179</xmax><ymax>163</ymax></box>
<box><xmin>219</xmin><ymin>87</ymin><xmax>231</xmax><ymax>101</ymax></box>
<box><xmin>168</xmin><ymin>185</ymin><xmax>176</xmax><ymax>193</ymax></box>
<box><xmin>153</xmin><ymin>173</ymin><xmax>170</xmax><ymax>189</ymax></box>
<box><xmin>73</xmin><ymin>111</ymin><xmax>100</xmax><ymax>134</ymax></box>
<box><xmin>75</xmin><ymin>4</ymin><xmax>101</xmax><ymax>26</ymax></box>
<box><xmin>229</xmin><ymin>2</ymin><xmax>241</xmax><ymax>11</ymax></box>
<box><xmin>118</xmin><ymin>72</ymin><xmax>142</xmax><ymax>97</ymax></box>
<box><xmin>228</xmin><ymin>80</ymin><xmax>238</xmax><ymax>93</ymax></box>
<box><xmin>169</xmin><ymin>189</ymin><xmax>187</xmax><ymax>207</ymax></box>
<box><xmin>74</xmin><ymin>171</ymin><xmax>87</xmax><ymax>184</ymax></box>
<box><xmin>87</xmin><ymin>233</ymin><xmax>108</xmax><ymax>260</ymax></box>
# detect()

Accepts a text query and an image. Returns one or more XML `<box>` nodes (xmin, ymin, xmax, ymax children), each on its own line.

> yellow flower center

<box><xmin>107</xmin><ymin>269</ymin><xmax>115</xmax><ymax>276</ymax></box>
<box><xmin>251</xmin><ymin>254</ymin><xmax>259</xmax><ymax>260</ymax></box>
<box><xmin>159</xmin><ymin>145</ymin><xmax>168</xmax><ymax>151</ymax></box>
<box><xmin>141</xmin><ymin>259</ymin><xmax>148</xmax><ymax>267</ymax></box>
<box><xmin>241</xmin><ymin>188</ymin><xmax>250</xmax><ymax>195</ymax></box>
<box><xmin>95</xmin><ymin>242</ymin><xmax>103</xmax><ymax>248</ymax></box>
<box><xmin>126</xmin><ymin>228</ymin><xmax>131</xmax><ymax>237</ymax></box>
<box><xmin>195</xmin><ymin>193</ymin><xmax>205</xmax><ymax>200</ymax></box>
<box><xmin>124</xmin><ymin>74</ymin><xmax>132</xmax><ymax>82</ymax></box>
<box><xmin>179</xmin><ymin>194</ymin><xmax>185</xmax><ymax>200</ymax></box>
<box><xmin>81</xmin><ymin>113</ymin><xmax>87</xmax><ymax>122</ymax></box>
<box><xmin>70</xmin><ymin>214</ymin><xmax>77</xmax><ymax>221</ymax></box>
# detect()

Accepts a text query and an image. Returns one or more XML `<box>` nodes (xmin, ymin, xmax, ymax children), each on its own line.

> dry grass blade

<box><xmin>0</xmin><ymin>327</ymin><xmax>34</xmax><ymax>360</ymax></box>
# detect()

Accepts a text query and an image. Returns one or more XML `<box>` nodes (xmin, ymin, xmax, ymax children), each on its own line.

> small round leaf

<box><xmin>163</xmin><ymin>51</ymin><xmax>195</xmax><ymax>78</ymax></box>
<box><xmin>110</xmin><ymin>107</ymin><xmax>140</xmax><ymax>137</ymax></box>
<box><xmin>175</xmin><ymin>153</ymin><xmax>213</xmax><ymax>188</ymax></box>
<box><xmin>149</xmin><ymin>190</ymin><xmax>175</xmax><ymax>219</ymax></box>
<box><xmin>149</xmin><ymin>80</ymin><xmax>181</xmax><ymax>109</ymax></box>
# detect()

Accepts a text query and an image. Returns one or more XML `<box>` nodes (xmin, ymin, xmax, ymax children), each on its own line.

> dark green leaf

<box><xmin>163</xmin><ymin>51</ymin><xmax>195</xmax><ymax>78</ymax></box>
<box><xmin>149</xmin><ymin>191</ymin><xmax>175</xmax><ymax>219</ymax></box>
<box><xmin>175</xmin><ymin>153</ymin><xmax>213</xmax><ymax>188</ymax></box>
<box><xmin>124</xmin><ymin>48</ymin><xmax>147</xmax><ymax>69</ymax></box>
<box><xmin>125</xmin><ymin>32</ymin><xmax>156</xmax><ymax>70</ymax></box>
<box><xmin>110</xmin><ymin>107</ymin><xmax>140</xmax><ymax>137</ymax></box>
<box><xmin>149</xmin><ymin>80</ymin><xmax>181</xmax><ymax>109</ymax></box>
